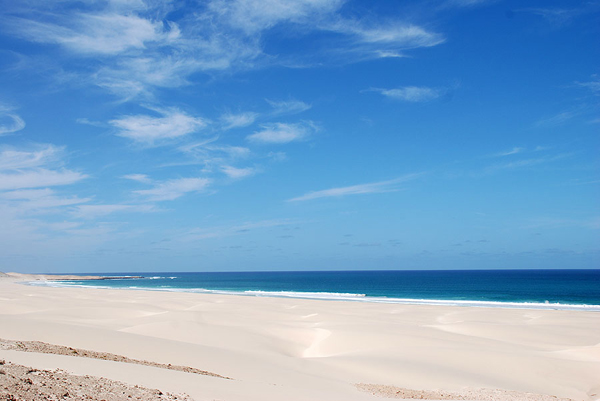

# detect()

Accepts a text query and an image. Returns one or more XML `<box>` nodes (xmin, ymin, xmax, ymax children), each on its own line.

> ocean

<box><xmin>31</xmin><ymin>269</ymin><xmax>600</xmax><ymax>311</ymax></box>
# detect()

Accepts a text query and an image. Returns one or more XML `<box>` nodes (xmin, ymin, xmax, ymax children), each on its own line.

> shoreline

<box><xmin>1</xmin><ymin>273</ymin><xmax>599</xmax><ymax>400</ymax></box>
<box><xmin>18</xmin><ymin>273</ymin><xmax>600</xmax><ymax>312</ymax></box>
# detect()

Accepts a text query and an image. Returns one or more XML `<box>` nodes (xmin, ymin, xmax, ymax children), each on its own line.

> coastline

<box><xmin>1</xmin><ymin>273</ymin><xmax>599</xmax><ymax>401</ymax></box>
<box><xmin>23</xmin><ymin>271</ymin><xmax>600</xmax><ymax>312</ymax></box>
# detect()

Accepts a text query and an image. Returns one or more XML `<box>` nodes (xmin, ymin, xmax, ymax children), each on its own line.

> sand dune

<box><xmin>0</xmin><ymin>274</ymin><xmax>599</xmax><ymax>401</ymax></box>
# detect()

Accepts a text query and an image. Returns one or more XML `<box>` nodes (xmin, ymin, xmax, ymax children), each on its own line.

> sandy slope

<box><xmin>0</xmin><ymin>274</ymin><xmax>599</xmax><ymax>401</ymax></box>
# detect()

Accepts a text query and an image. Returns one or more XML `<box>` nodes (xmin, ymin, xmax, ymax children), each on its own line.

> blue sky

<box><xmin>0</xmin><ymin>0</ymin><xmax>598</xmax><ymax>273</ymax></box>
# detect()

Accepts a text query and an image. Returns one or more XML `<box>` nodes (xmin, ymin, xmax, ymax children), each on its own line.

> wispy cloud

<box><xmin>110</xmin><ymin>108</ymin><xmax>207</xmax><ymax>146</ymax></box>
<box><xmin>0</xmin><ymin>188</ymin><xmax>90</xmax><ymax>212</ymax></box>
<box><xmin>221</xmin><ymin>165</ymin><xmax>257</xmax><ymax>179</ymax></box>
<box><xmin>535</xmin><ymin>111</ymin><xmax>577</xmax><ymax>127</ymax></box>
<box><xmin>134</xmin><ymin>177</ymin><xmax>211</xmax><ymax>201</ymax></box>
<box><xmin>493</xmin><ymin>147</ymin><xmax>525</xmax><ymax>157</ymax></box>
<box><xmin>0</xmin><ymin>144</ymin><xmax>86</xmax><ymax>191</ymax></box>
<box><xmin>0</xmin><ymin>105</ymin><xmax>26</xmax><ymax>135</ymax></box>
<box><xmin>368</xmin><ymin>86</ymin><xmax>446</xmax><ymax>102</ymax></box>
<box><xmin>7</xmin><ymin>13</ymin><xmax>174</xmax><ymax>56</ymax></box>
<box><xmin>3</xmin><ymin>0</ymin><xmax>445</xmax><ymax>99</ymax></box>
<box><xmin>445</xmin><ymin>0</ymin><xmax>497</xmax><ymax>7</ymax></box>
<box><xmin>177</xmin><ymin>141</ymin><xmax>252</xmax><ymax>174</ymax></box>
<box><xmin>76</xmin><ymin>118</ymin><xmax>104</xmax><ymax>127</ymax></box>
<box><xmin>288</xmin><ymin>174</ymin><xmax>422</xmax><ymax>202</ymax></box>
<box><xmin>0</xmin><ymin>144</ymin><xmax>63</xmax><ymax>170</ymax></box>
<box><xmin>72</xmin><ymin>204</ymin><xmax>156</xmax><ymax>219</ymax></box>
<box><xmin>247</xmin><ymin>121</ymin><xmax>317</xmax><ymax>144</ymax></box>
<box><xmin>516</xmin><ymin>6</ymin><xmax>588</xmax><ymax>26</ymax></box>
<box><xmin>266</xmin><ymin>99</ymin><xmax>312</xmax><ymax>115</ymax></box>
<box><xmin>330</xmin><ymin>21</ymin><xmax>444</xmax><ymax>50</ymax></box>
<box><xmin>122</xmin><ymin>173</ymin><xmax>152</xmax><ymax>183</ymax></box>
<box><xmin>207</xmin><ymin>0</ymin><xmax>345</xmax><ymax>34</ymax></box>
<box><xmin>484</xmin><ymin>153</ymin><xmax>572</xmax><ymax>174</ymax></box>
<box><xmin>575</xmin><ymin>75</ymin><xmax>600</xmax><ymax>95</ymax></box>
<box><xmin>0</xmin><ymin>169</ymin><xmax>87</xmax><ymax>191</ymax></box>
<box><xmin>220</xmin><ymin>112</ymin><xmax>259</xmax><ymax>130</ymax></box>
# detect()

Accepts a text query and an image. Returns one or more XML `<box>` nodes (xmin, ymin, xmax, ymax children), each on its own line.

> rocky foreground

<box><xmin>0</xmin><ymin>360</ymin><xmax>193</xmax><ymax>401</ymax></box>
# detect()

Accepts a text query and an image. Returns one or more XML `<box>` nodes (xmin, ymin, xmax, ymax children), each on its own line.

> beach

<box><xmin>0</xmin><ymin>273</ymin><xmax>599</xmax><ymax>401</ymax></box>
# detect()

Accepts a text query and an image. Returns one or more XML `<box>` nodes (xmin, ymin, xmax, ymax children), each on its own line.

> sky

<box><xmin>0</xmin><ymin>0</ymin><xmax>598</xmax><ymax>273</ymax></box>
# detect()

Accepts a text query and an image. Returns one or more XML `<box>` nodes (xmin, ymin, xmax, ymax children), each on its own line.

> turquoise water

<box><xmin>36</xmin><ymin>270</ymin><xmax>600</xmax><ymax>310</ymax></box>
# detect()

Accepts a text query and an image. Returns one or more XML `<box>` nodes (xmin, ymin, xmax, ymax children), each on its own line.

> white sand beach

<box><xmin>0</xmin><ymin>273</ymin><xmax>599</xmax><ymax>401</ymax></box>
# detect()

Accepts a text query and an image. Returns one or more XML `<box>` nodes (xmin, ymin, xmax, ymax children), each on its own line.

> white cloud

<box><xmin>0</xmin><ymin>145</ymin><xmax>86</xmax><ymax>191</ymax></box>
<box><xmin>76</xmin><ymin>118</ymin><xmax>104</xmax><ymax>127</ymax></box>
<box><xmin>371</xmin><ymin>86</ymin><xmax>444</xmax><ymax>102</ymax></box>
<box><xmin>0</xmin><ymin>188</ymin><xmax>54</xmax><ymax>200</ymax></box>
<box><xmin>0</xmin><ymin>188</ymin><xmax>90</xmax><ymax>211</ymax></box>
<box><xmin>575</xmin><ymin>75</ymin><xmax>600</xmax><ymax>95</ymax></box>
<box><xmin>494</xmin><ymin>147</ymin><xmax>525</xmax><ymax>157</ymax></box>
<box><xmin>134</xmin><ymin>177</ymin><xmax>211</xmax><ymax>201</ymax></box>
<box><xmin>110</xmin><ymin>108</ymin><xmax>207</xmax><ymax>146</ymax></box>
<box><xmin>335</xmin><ymin>23</ymin><xmax>444</xmax><ymax>49</ymax></box>
<box><xmin>0</xmin><ymin>145</ymin><xmax>63</xmax><ymax>170</ymax></box>
<box><xmin>0</xmin><ymin>169</ymin><xmax>87</xmax><ymax>190</ymax></box>
<box><xmin>221</xmin><ymin>165</ymin><xmax>257</xmax><ymax>179</ymax></box>
<box><xmin>445</xmin><ymin>0</ymin><xmax>497</xmax><ymax>7</ymax></box>
<box><xmin>485</xmin><ymin>153</ymin><xmax>572</xmax><ymax>174</ymax></box>
<box><xmin>374</xmin><ymin>50</ymin><xmax>407</xmax><ymax>58</ymax></box>
<box><xmin>247</xmin><ymin>122</ymin><xmax>317</xmax><ymax>144</ymax></box>
<box><xmin>266</xmin><ymin>99</ymin><xmax>311</xmax><ymax>115</ymax></box>
<box><xmin>535</xmin><ymin>111</ymin><xmax>576</xmax><ymax>127</ymax></box>
<box><xmin>220</xmin><ymin>112</ymin><xmax>259</xmax><ymax>129</ymax></box>
<box><xmin>0</xmin><ymin>106</ymin><xmax>26</xmax><ymax>135</ymax></box>
<box><xmin>177</xmin><ymin>141</ymin><xmax>252</xmax><ymax>173</ymax></box>
<box><xmin>8</xmin><ymin>13</ymin><xmax>172</xmax><ymax>55</ymax></box>
<box><xmin>4</xmin><ymin>0</ymin><xmax>445</xmax><ymax>100</ymax></box>
<box><xmin>208</xmin><ymin>0</ymin><xmax>345</xmax><ymax>34</ymax></box>
<box><xmin>122</xmin><ymin>173</ymin><xmax>152</xmax><ymax>183</ymax></box>
<box><xmin>288</xmin><ymin>174</ymin><xmax>422</xmax><ymax>202</ymax></box>
<box><xmin>72</xmin><ymin>204</ymin><xmax>156</xmax><ymax>219</ymax></box>
<box><xmin>208</xmin><ymin>145</ymin><xmax>252</xmax><ymax>159</ymax></box>
<box><xmin>518</xmin><ymin>7</ymin><xmax>581</xmax><ymax>26</ymax></box>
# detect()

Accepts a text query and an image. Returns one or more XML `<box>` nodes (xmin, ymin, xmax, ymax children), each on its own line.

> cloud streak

<box><xmin>3</xmin><ymin>0</ymin><xmax>446</xmax><ymax>99</ymax></box>
<box><xmin>288</xmin><ymin>174</ymin><xmax>422</xmax><ymax>202</ymax></box>
<box><xmin>369</xmin><ymin>86</ymin><xmax>446</xmax><ymax>102</ymax></box>
<box><xmin>221</xmin><ymin>165</ymin><xmax>257</xmax><ymax>179</ymax></box>
<box><xmin>0</xmin><ymin>169</ymin><xmax>87</xmax><ymax>191</ymax></box>
<box><xmin>0</xmin><ymin>144</ymin><xmax>63</xmax><ymax>170</ymax></box>
<box><xmin>220</xmin><ymin>112</ymin><xmax>259</xmax><ymax>130</ymax></box>
<box><xmin>535</xmin><ymin>111</ymin><xmax>577</xmax><ymax>127</ymax></box>
<box><xmin>0</xmin><ymin>106</ymin><xmax>26</xmax><ymax>135</ymax></box>
<box><xmin>0</xmin><ymin>144</ymin><xmax>86</xmax><ymax>191</ymax></box>
<box><xmin>266</xmin><ymin>99</ymin><xmax>312</xmax><ymax>115</ymax></box>
<box><xmin>247</xmin><ymin>122</ymin><xmax>317</xmax><ymax>144</ymax></box>
<box><xmin>493</xmin><ymin>147</ymin><xmax>525</xmax><ymax>157</ymax></box>
<box><xmin>1</xmin><ymin>188</ymin><xmax>90</xmax><ymax>212</ymax></box>
<box><xmin>72</xmin><ymin>204</ymin><xmax>156</xmax><ymax>219</ymax></box>
<box><xmin>110</xmin><ymin>108</ymin><xmax>207</xmax><ymax>146</ymax></box>
<box><xmin>484</xmin><ymin>153</ymin><xmax>572</xmax><ymax>174</ymax></box>
<box><xmin>134</xmin><ymin>177</ymin><xmax>211</xmax><ymax>201</ymax></box>
<box><xmin>8</xmin><ymin>13</ymin><xmax>174</xmax><ymax>56</ymax></box>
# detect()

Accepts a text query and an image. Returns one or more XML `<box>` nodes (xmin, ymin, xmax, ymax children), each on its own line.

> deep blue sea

<box><xmin>33</xmin><ymin>270</ymin><xmax>600</xmax><ymax>310</ymax></box>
